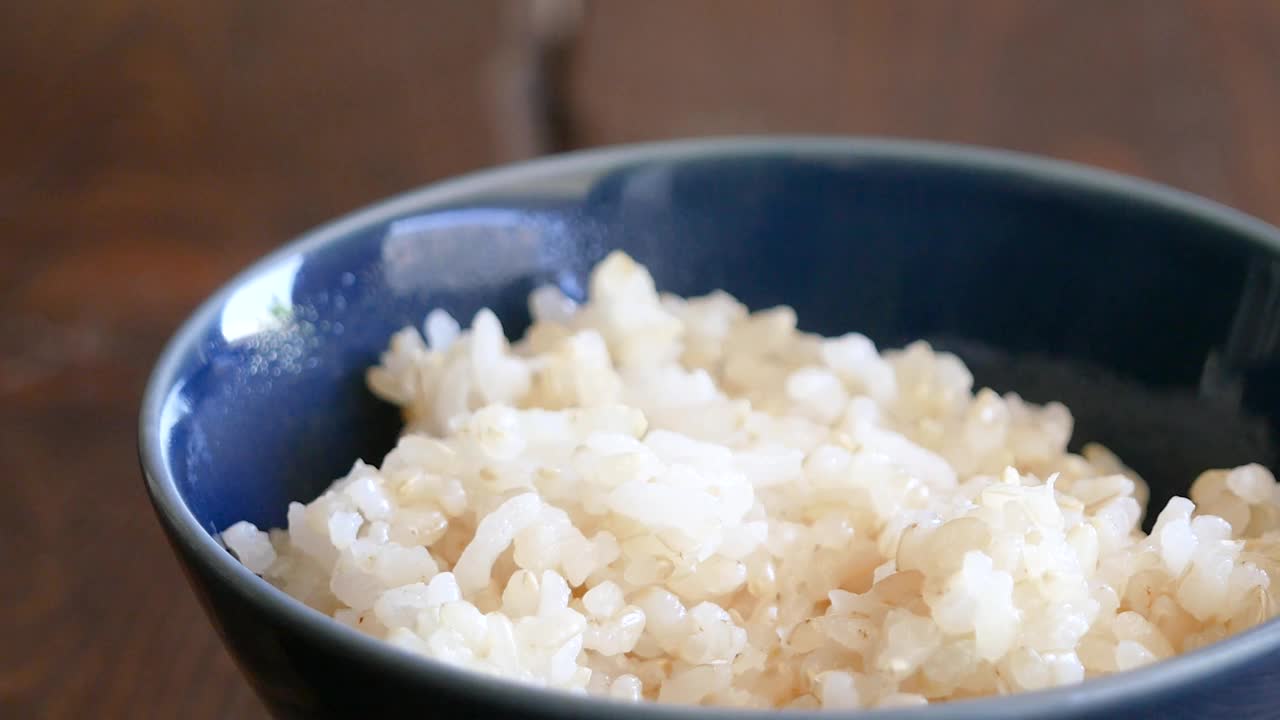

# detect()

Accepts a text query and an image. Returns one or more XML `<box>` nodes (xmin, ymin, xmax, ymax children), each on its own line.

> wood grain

<box><xmin>568</xmin><ymin>0</ymin><xmax>1280</xmax><ymax>224</ymax></box>
<box><xmin>0</xmin><ymin>2</ymin><xmax>503</xmax><ymax>718</ymax></box>
<box><xmin>2</xmin><ymin>1</ymin><xmax>1278</xmax><ymax>717</ymax></box>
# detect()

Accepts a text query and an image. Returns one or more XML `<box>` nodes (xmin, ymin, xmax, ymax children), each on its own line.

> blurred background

<box><xmin>2</xmin><ymin>1</ymin><xmax>1279</xmax><ymax>716</ymax></box>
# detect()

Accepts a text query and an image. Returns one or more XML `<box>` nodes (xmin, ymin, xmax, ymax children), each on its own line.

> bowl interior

<box><xmin>154</xmin><ymin>145</ymin><xmax>1280</xmax><ymax>542</ymax></box>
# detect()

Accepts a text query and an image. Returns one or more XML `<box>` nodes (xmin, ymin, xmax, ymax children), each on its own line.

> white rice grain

<box><xmin>227</xmin><ymin>250</ymin><xmax>1280</xmax><ymax>708</ymax></box>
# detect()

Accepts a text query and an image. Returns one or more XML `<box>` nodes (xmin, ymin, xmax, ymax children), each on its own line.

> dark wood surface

<box><xmin>3</xmin><ymin>2</ymin><xmax>1278</xmax><ymax>717</ymax></box>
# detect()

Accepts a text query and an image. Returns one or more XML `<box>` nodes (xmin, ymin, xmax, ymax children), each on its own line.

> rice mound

<box><xmin>224</xmin><ymin>251</ymin><xmax>1280</xmax><ymax>709</ymax></box>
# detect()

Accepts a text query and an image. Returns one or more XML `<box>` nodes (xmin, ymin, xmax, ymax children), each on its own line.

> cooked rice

<box><xmin>224</xmin><ymin>251</ymin><xmax>1280</xmax><ymax>709</ymax></box>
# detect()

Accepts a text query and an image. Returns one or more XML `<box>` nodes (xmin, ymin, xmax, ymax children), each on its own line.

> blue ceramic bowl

<box><xmin>141</xmin><ymin>138</ymin><xmax>1280</xmax><ymax>719</ymax></box>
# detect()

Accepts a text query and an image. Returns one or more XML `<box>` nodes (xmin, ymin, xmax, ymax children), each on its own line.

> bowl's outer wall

<box><xmin>148</xmin><ymin>144</ymin><xmax>1280</xmax><ymax>719</ymax></box>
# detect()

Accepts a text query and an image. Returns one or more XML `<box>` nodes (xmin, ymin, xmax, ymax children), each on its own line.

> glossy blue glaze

<box><xmin>142</xmin><ymin>138</ymin><xmax>1280</xmax><ymax>719</ymax></box>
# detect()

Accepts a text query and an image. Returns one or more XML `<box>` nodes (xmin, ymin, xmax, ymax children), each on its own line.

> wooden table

<box><xmin>3</xmin><ymin>2</ymin><xmax>1278</xmax><ymax>717</ymax></box>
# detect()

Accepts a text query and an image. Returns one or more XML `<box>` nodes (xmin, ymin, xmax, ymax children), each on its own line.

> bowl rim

<box><xmin>140</xmin><ymin>135</ymin><xmax>1280</xmax><ymax>718</ymax></box>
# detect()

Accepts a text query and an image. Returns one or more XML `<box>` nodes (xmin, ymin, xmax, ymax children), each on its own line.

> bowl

<box><xmin>141</xmin><ymin>137</ymin><xmax>1280</xmax><ymax>719</ymax></box>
